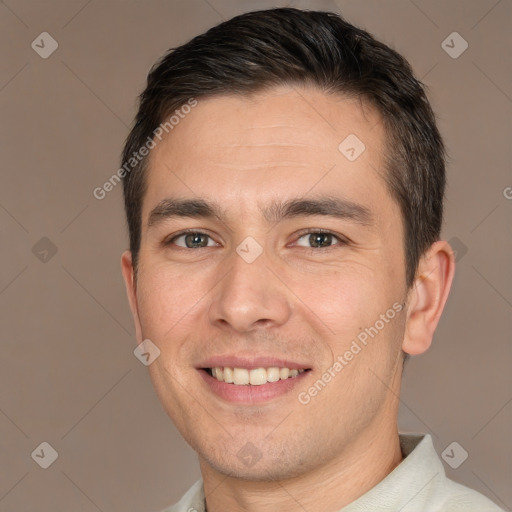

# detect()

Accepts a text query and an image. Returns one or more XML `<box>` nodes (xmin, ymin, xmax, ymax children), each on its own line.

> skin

<box><xmin>121</xmin><ymin>85</ymin><xmax>455</xmax><ymax>512</ymax></box>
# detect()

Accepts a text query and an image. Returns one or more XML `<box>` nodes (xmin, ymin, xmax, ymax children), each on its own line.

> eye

<box><xmin>164</xmin><ymin>229</ymin><xmax>346</xmax><ymax>250</ymax></box>
<box><xmin>295</xmin><ymin>230</ymin><xmax>345</xmax><ymax>249</ymax></box>
<box><xmin>166</xmin><ymin>231</ymin><xmax>218</xmax><ymax>249</ymax></box>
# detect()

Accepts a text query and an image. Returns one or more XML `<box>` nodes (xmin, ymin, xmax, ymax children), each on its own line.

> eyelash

<box><xmin>163</xmin><ymin>228</ymin><xmax>349</xmax><ymax>250</ymax></box>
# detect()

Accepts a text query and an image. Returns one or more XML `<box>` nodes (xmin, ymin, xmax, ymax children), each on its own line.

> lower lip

<box><xmin>198</xmin><ymin>369</ymin><xmax>310</xmax><ymax>404</ymax></box>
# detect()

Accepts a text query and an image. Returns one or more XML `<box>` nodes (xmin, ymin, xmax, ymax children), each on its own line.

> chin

<box><xmin>200</xmin><ymin>447</ymin><xmax>315</xmax><ymax>482</ymax></box>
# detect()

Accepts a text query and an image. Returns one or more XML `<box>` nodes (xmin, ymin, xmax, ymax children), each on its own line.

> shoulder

<box><xmin>436</xmin><ymin>477</ymin><xmax>503</xmax><ymax>512</ymax></box>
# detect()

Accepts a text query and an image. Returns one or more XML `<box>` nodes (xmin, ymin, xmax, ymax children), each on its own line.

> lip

<box><xmin>196</xmin><ymin>355</ymin><xmax>312</xmax><ymax>405</ymax></box>
<box><xmin>198</xmin><ymin>368</ymin><xmax>310</xmax><ymax>404</ymax></box>
<box><xmin>197</xmin><ymin>355</ymin><xmax>311</xmax><ymax>371</ymax></box>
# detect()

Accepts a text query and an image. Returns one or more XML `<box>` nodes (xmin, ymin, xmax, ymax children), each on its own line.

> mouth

<box><xmin>197</xmin><ymin>358</ymin><xmax>312</xmax><ymax>404</ymax></box>
<box><xmin>204</xmin><ymin>366</ymin><xmax>309</xmax><ymax>385</ymax></box>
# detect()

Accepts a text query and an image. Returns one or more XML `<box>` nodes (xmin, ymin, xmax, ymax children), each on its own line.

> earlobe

<box><xmin>402</xmin><ymin>241</ymin><xmax>456</xmax><ymax>356</ymax></box>
<box><xmin>121</xmin><ymin>250</ymin><xmax>144</xmax><ymax>344</ymax></box>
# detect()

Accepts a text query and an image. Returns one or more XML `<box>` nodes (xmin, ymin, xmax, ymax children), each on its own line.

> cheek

<box><xmin>293</xmin><ymin>264</ymin><xmax>384</xmax><ymax>334</ymax></box>
<box><xmin>135</xmin><ymin>264</ymin><xmax>210</xmax><ymax>343</ymax></box>
<box><xmin>292</xmin><ymin>261</ymin><xmax>403</xmax><ymax>372</ymax></box>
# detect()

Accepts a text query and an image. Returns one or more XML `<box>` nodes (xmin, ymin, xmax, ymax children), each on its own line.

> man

<box><xmin>120</xmin><ymin>8</ymin><xmax>502</xmax><ymax>512</ymax></box>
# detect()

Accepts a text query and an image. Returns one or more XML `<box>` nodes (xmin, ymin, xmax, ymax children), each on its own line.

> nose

<box><xmin>208</xmin><ymin>244</ymin><xmax>292</xmax><ymax>333</ymax></box>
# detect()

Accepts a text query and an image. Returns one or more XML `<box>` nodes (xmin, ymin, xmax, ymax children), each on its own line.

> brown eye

<box><xmin>296</xmin><ymin>231</ymin><xmax>342</xmax><ymax>248</ymax></box>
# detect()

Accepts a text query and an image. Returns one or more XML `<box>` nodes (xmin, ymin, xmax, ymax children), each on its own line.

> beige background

<box><xmin>1</xmin><ymin>0</ymin><xmax>511</xmax><ymax>510</ymax></box>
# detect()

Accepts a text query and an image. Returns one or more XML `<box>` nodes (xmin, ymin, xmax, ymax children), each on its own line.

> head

<box><xmin>121</xmin><ymin>8</ymin><xmax>454</xmax><ymax>481</ymax></box>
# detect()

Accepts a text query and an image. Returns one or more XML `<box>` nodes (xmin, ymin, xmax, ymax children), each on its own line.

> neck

<box><xmin>200</xmin><ymin>419</ymin><xmax>403</xmax><ymax>512</ymax></box>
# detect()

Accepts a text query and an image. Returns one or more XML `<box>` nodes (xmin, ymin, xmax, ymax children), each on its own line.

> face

<box><xmin>122</xmin><ymin>86</ymin><xmax>411</xmax><ymax>480</ymax></box>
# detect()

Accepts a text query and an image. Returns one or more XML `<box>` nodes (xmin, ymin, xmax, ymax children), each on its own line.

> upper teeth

<box><xmin>211</xmin><ymin>367</ymin><xmax>305</xmax><ymax>385</ymax></box>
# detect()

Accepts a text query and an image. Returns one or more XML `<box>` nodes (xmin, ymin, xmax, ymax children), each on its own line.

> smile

<box><xmin>207</xmin><ymin>367</ymin><xmax>307</xmax><ymax>385</ymax></box>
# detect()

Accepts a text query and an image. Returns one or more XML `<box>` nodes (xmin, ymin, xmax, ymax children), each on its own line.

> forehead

<box><xmin>142</xmin><ymin>85</ymin><xmax>390</xmax><ymax>222</ymax></box>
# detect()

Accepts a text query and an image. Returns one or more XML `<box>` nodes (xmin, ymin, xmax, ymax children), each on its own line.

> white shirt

<box><xmin>160</xmin><ymin>433</ymin><xmax>503</xmax><ymax>511</ymax></box>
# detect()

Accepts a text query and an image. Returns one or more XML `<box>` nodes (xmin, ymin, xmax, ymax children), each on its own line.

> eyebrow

<box><xmin>147</xmin><ymin>195</ymin><xmax>373</xmax><ymax>228</ymax></box>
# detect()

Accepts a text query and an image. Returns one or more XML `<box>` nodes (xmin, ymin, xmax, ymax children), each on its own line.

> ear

<box><xmin>121</xmin><ymin>250</ymin><xmax>144</xmax><ymax>344</ymax></box>
<box><xmin>402</xmin><ymin>240</ymin><xmax>456</xmax><ymax>356</ymax></box>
